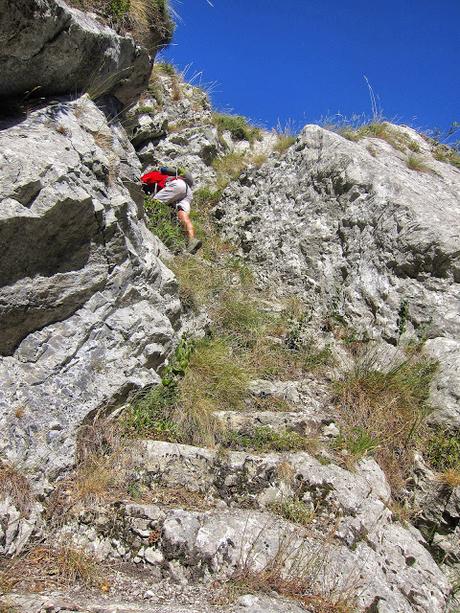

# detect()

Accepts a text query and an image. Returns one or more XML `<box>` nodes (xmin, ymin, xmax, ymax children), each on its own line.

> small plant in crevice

<box><xmin>333</xmin><ymin>427</ymin><xmax>380</xmax><ymax>466</ymax></box>
<box><xmin>424</xmin><ymin>427</ymin><xmax>460</xmax><ymax>488</ymax></box>
<box><xmin>212</xmin><ymin>151</ymin><xmax>248</xmax><ymax>190</ymax></box>
<box><xmin>1</xmin><ymin>545</ymin><xmax>103</xmax><ymax>593</ymax></box>
<box><xmin>406</xmin><ymin>154</ymin><xmax>432</xmax><ymax>173</ymax></box>
<box><xmin>270</xmin><ymin>497</ymin><xmax>316</xmax><ymax>527</ymax></box>
<box><xmin>397</xmin><ymin>299</ymin><xmax>410</xmax><ymax>338</ymax></box>
<box><xmin>0</xmin><ymin>462</ymin><xmax>34</xmax><ymax>519</ymax></box>
<box><xmin>124</xmin><ymin>336</ymin><xmax>194</xmax><ymax>440</ymax></box>
<box><xmin>213</xmin><ymin>527</ymin><xmax>357</xmax><ymax>612</ymax></box>
<box><xmin>213</xmin><ymin>112</ymin><xmax>261</xmax><ymax>144</ymax></box>
<box><xmin>224</xmin><ymin>426</ymin><xmax>318</xmax><ymax>454</ymax></box>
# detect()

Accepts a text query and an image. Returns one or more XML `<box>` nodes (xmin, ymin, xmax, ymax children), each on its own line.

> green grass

<box><xmin>212</xmin><ymin>290</ymin><xmax>268</xmax><ymax>349</ymax></box>
<box><xmin>274</xmin><ymin>134</ymin><xmax>296</xmax><ymax>154</ymax></box>
<box><xmin>155</xmin><ymin>61</ymin><xmax>177</xmax><ymax>76</ymax></box>
<box><xmin>334</xmin><ymin>427</ymin><xmax>379</xmax><ymax>461</ymax></box>
<box><xmin>432</xmin><ymin>143</ymin><xmax>460</xmax><ymax>169</ymax></box>
<box><xmin>144</xmin><ymin>197</ymin><xmax>186</xmax><ymax>252</ymax></box>
<box><xmin>193</xmin><ymin>186</ymin><xmax>223</xmax><ymax>210</ymax></box>
<box><xmin>213</xmin><ymin>113</ymin><xmax>261</xmax><ymax>143</ymax></box>
<box><xmin>169</xmin><ymin>255</ymin><xmax>225</xmax><ymax>310</ymax></box>
<box><xmin>126</xmin><ymin>336</ymin><xmax>249</xmax><ymax>447</ymax></box>
<box><xmin>425</xmin><ymin>428</ymin><xmax>460</xmax><ymax>472</ymax></box>
<box><xmin>136</xmin><ymin>105</ymin><xmax>155</xmax><ymax>115</ymax></box>
<box><xmin>69</xmin><ymin>0</ymin><xmax>175</xmax><ymax>47</ymax></box>
<box><xmin>270</xmin><ymin>498</ymin><xmax>315</xmax><ymax>526</ymax></box>
<box><xmin>109</xmin><ymin>0</ymin><xmax>129</xmax><ymax>18</ymax></box>
<box><xmin>224</xmin><ymin>426</ymin><xmax>314</xmax><ymax>453</ymax></box>
<box><xmin>212</xmin><ymin>152</ymin><xmax>248</xmax><ymax>190</ymax></box>
<box><xmin>335</xmin><ymin>121</ymin><xmax>422</xmax><ymax>153</ymax></box>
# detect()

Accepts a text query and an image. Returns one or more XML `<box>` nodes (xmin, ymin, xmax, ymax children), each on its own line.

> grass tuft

<box><xmin>406</xmin><ymin>154</ymin><xmax>432</xmax><ymax>173</ymax></box>
<box><xmin>125</xmin><ymin>336</ymin><xmax>249</xmax><ymax>447</ymax></box>
<box><xmin>334</xmin><ymin>352</ymin><xmax>438</xmax><ymax>492</ymax></box>
<box><xmin>274</xmin><ymin>134</ymin><xmax>297</xmax><ymax>154</ymax></box>
<box><xmin>213</xmin><ymin>113</ymin><xmax>261</xmax><ymax>144</ymax></box>
<box><xmin>212</xmin><ymin>152</ymin><xmax>248</xmax><ymax>190</ymax></box>
<box><xmin>0</xmin><ymin>463</ymin><xmax>34</xmax><ymax>518</ymax></box>
<box><xmin>431</xmin><ymin>143</ymin><xmax>460</xmax><ymax>169</ymax></box>
<box><xmin>436</xmin><ymin>469</ymin><xmax>460</xmax><ymax>489</ymax></box>
<box><xmin>225</xmin><ymin>426</ymin><xmax>317</xmax><ymax>453</ymax></box>
<box><xmin>425</xmin><ymin>427</ymin><xmax>460</xmax><ymax>473</ymax></box>
<box><xmin>270</xmin><ymin>497</ymin><xmax>316</xmax><ymax>526</ymax></box>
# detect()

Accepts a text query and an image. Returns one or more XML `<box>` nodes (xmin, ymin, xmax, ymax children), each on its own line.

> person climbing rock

<box><xmin>140</xmin><ymin>166</ymin><xmax>202</xmax><ymax>254</ymax></box>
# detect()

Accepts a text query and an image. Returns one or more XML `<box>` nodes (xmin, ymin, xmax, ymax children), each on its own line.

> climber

<box><xmin>140</xmin><ymin>167</ymin><xmax>202</xmax><ymax>254</ymax></box>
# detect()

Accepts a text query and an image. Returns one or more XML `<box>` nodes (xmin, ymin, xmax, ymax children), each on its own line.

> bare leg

<box><xmin>177</xmin><ymin>210</ymin><xmax>195</xmax><ymax>239</ymax></box>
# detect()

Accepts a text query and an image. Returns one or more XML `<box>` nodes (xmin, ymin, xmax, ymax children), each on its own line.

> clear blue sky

<box><xmin>163</xmin><ymin>0</ymin><xmax>459</xmax><ymax>136</ymax></box>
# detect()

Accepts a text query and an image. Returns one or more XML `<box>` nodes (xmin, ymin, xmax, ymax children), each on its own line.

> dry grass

<box><xmin>339</xmin><ymin>121</ymin><xmax>422</xmax><ymax>153</ymax></box>
<box><xmin>213</xmin><ymin>528</ymin><xmax>357</xmax><ymax>612</ymax></box>
<box><xmin>270</xmin><ymin>498</ymin><xmax>316</xmax><ymax>527</ymax></box>
<box><xmin>212</xmin><ymin>152</ymin><xmax>248</xmax><ymax>190</ymax></box>
<box><xmin>0</xmin><ymin>545</ymin><xmax>103</xmax><ymax>594</ymax></box>
<box><xmin>334</xmin><ymin>350</ymin><xmax>438</xmax><ymax>493</ymax></box>
<box><xmin>147</xmin><ymin>485</ymin><xmax>211</xmax><ymax>510</ymax></box>
<box><xmin>68</xmin><ymin>0</ymin><xmax>174</xmax><ymax>49</ymax></box>
<box><xmin>432</xmin><ymin>143</ymin><xmax>460</xmax><ymax>169</ymax></box>
<box><xmin>93</xmin><ymin>129</ymin><xmax>114</xmax><ymax>152</ymax></box>
<box><xmin>274</xmin><ymin>134</ymin><xmax>296</xmax><ymax>154</ymax></box>
<box><xmin>177</xmin><ymin>337</ymin><xmax>250</xmax><ymax>446</ymax></box>
<box><xmin>406</xmin><ymin>154</ymin><xmax>432</xmax><ymax>173</ymax></box>
<box><xmin>0</xmin><ymin>463</ymin><xmax>34</xmax><ymax>518</ymax></box>
<box><xmin>169</xmin><ymin>255</ymin><xmax>225</xmax><ymax>310</ymax></box>
<box><xmin>46</xmin><ymin>420</ymin><xmax>138</xmax><ymax>523</ymax></box>
<box><xmin>436</xmin><ymin>469</ymin><xmax>460</xmax><ymax>489</ymax></box>
<box><xmin>250</xmin><ymin>152</ymin><xmax>268</xmax><ymax>168</ymax></box>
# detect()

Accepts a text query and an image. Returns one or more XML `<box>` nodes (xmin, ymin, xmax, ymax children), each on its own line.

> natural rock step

<box><xmin>213</xmin><ymin>409</ymin><xmax>337</xmax><ymax>439</ymax></box>
<box><xmin>134</xmin><ymin>440</ymin><xmax>395</xmax><ymax>515</ymax></box>
<box><xmin>61</xmin><ymin>500</ymin><xmax>449</xmax><ymax>613</ymax></box>
<box><xmin>248</xmin><ymin>377</ymin><xmax>333</xmax><ymax>413</ymax></box>
<box><xmin>0</xmin><ymin>592</ymin><xmax>304</xmax><ymax>613</ymax></box>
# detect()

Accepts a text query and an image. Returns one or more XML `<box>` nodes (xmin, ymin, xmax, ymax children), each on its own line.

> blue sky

<box><xmin>163</xmin><ymin>0</ymin><xmax>459</xmax><ymax>137</ymax></box>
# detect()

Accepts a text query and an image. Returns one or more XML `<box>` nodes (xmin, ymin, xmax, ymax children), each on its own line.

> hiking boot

<box><xmin>187</xmin><ymin>238</ymin><xmax>202</xmax><ymax>254</ymax></box>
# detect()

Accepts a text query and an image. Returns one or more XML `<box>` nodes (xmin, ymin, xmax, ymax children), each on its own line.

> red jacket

<box><xmin>141</xmin><ymin>171</ymin><xmax>175</xmax><ymax>191</ymax></box>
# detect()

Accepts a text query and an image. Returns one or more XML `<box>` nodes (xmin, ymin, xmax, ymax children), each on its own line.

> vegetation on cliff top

<box><xmin>67</xmin><ymin>0</ymin><xmax>175</xmax><ymax>48</ymax></box>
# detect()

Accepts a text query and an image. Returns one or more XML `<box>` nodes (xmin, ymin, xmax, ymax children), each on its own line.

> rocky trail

<box><xmin>1</xmin><ymin>1</ymin><xmax>459</xmax><ymax>612</ymax></box>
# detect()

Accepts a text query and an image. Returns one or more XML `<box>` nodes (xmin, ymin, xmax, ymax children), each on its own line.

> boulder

<box><xmin>0</xmin><ymin>0</ymin><xmax>152</xmax><ymax>106</ymax></box>
<box><xmin>0</xmin><ymin>95</ymin><xmax>180</xmax><ymax>482</ymax></box>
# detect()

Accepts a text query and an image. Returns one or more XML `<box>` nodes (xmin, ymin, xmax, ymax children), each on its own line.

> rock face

<box><xmin>0</xmin><ymin>0</ymin><xmax>152</xmax><ymax>106</ymax></box>
<box><xmin>0</xmin><ymin>96</ymin><xmax>180</xmax><ymax>481</ymax></box>
<box><xmin>56</xmin><ymin>441</ymin><xmax>450</xmax><ymax>612</ymax></box>
<box><xmin>216</xmin><ymin>124</ymin><xmax>460</xmax><ymax>426</ymax></box>
<box><xmin>127</xmin><ymin>68</ymin><xmax>277</xmax><ymax>187</ymax></box>
<box><xmin>127</xmin><ymin>70</ymin><xmax>226</xmax><ymax>186</ymax></box>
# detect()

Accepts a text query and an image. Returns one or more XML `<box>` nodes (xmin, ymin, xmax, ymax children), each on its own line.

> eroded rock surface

<box><xmin>0</xmin><ymin>96</ymin><xmax>180</xmax><ymax>481</ymax></box>
<box><xmin>0</xmin><ymin>0</ymin><xmax>152</xmax><ymax>106</ymax></box>
<box><xmin>216</xmin><ymin>124</ymin><xmax>460</xmax><ymax>426</ymax></box>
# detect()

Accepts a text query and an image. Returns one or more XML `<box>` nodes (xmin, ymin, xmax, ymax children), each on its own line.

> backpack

<box><xmin>140</xmin><ymin>170</ymin><xmax>172</xmax><ymax>195</ymax></box>
<box><xmin>160</xmin><ymin>166</ymin><xmax>194</xmax><ymax>188</ymax></box>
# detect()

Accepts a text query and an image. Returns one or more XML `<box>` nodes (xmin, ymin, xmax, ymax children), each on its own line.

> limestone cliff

<box><xmin>0</xmin><ymin>2</ymin><xmax>459</xmax><ymax>613</ymax></box>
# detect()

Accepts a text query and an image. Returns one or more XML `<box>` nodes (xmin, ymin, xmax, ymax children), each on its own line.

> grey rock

<box><xmin>217</xmin><ymin>124</ymin><xmax>460</xmax><ymax>427</ymax></box>
<box><xmin>0</xmin><ymin>495</ymin><xmax>43</xmax><ymax>555</ymax></box>
<box><xmin>0</xmin><ymin>96</ymin><xmax>180</xmax><ymax>485</ymax></box>
<box><xmin>144</xmin><ymin>547</ymin><xmax>164</xmax><ymax>565</ymax></box>
<box><xmin>0</xmin><ymin>0</ymin><xmax>155</xmax><ymax>106</ymax></box>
